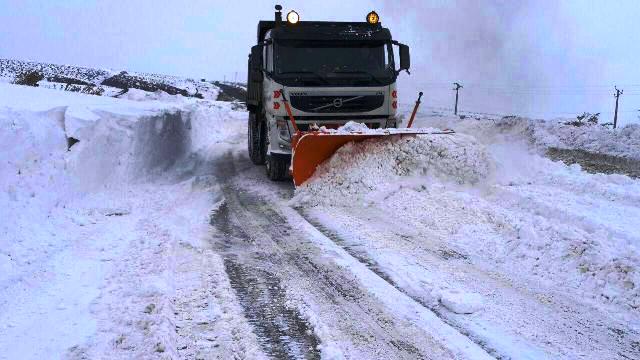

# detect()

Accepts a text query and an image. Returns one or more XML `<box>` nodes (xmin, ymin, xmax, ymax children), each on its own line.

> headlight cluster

<box><xmin>276</xmin><ymin>119</ymin><xmax>291</xmax><ymax>140</ymax></box>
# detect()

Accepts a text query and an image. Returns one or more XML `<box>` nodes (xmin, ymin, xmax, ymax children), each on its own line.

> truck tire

<box><xmin>266</xmin><ymin>153</ymin><xmax>289</xmax><ymax>181</ymax></box>
<box><xmin>248</xmin><ymin>112</ymin><xmax>265</xmax><ymax>165</ymax></box>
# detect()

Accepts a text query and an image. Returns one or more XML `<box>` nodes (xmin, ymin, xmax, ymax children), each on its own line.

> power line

<box><xmin>416</xmin><ymin>87</ymin><xmax>632</xmax><ymax>95</ymax></box>
<box><xmin>413</xmin><ymin>81</ymin><xmax>640</xmax><ymax>89</ymax></box>
<box><xmin>407</xmin><ymin>80</ymin><xmax>640</xmax><ymax>121</ymax></box>
<box><xmin>418</xmin><ymin>104</ymin><xmax>637</xmax><ymax>118</ymax></box>
<box><xmin>412</xmin><ymin>82</ymin><xmax>640</xmax><ymax>93</ymax></box>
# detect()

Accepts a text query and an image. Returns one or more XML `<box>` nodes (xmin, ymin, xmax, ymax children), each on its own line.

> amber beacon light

<box><xmin>366</xmin><ymin>11</ymin><xmax>379</xmax><ymax>24</ymax></box>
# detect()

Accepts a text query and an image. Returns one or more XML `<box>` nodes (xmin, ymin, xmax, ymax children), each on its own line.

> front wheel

<box><xmin>266</xmin><ymin>154</ymin><xmax>290</xmax><ymax>181</ymax></box>
<box><xmin>248</xmin><ymin>112</ymin><xmax>265</xmax><ymax>165</ymax></box>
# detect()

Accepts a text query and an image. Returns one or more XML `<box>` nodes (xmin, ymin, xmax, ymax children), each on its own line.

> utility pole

<box><xmin>453</xmin><ymin>82</ymin><xmax>463</xmax><ymax>115</ymax></box>
<box><xmin>613</xmin><ymin>86</ymin><xmax>623</xmax><ymax>129</ymax></box>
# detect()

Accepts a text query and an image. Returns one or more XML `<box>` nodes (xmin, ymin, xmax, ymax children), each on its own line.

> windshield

<box><xmin>273</xmin><ymin>40</ymin><xmax>395</xmax><ymax>86</ymax></box>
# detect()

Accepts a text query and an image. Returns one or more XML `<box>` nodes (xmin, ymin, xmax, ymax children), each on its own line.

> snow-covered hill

<box><xmin>0</xmin><ymin>58</ymin><xmax>224</xmax><ymax>100</ymax></box>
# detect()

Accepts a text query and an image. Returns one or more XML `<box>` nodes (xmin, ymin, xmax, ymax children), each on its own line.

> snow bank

<box><xmin>0</xmin><ymin>82</ymin><xmax>171</xmax><ymax>113</ymax></box>
<box><xmin>1</xmin><ymin>85</ymin><xmax>241</xmax><ymax>279</ymax></box>
<box><xmin>533</xmin><ymin>120</ymin><xmax>640</xmax><ymax>160</ymax></box>
<box><xmin>119</xmin><ymin>88</ymin><xmax>188</xmax><ymax>103</ymax></box>
<box><xmin>0</xmin><ymin>83</ymin><xmax>249</xmax><ymax>358</ymax></box>
<box><xmin>0</xmin><ymin>107</ymin><xmax>70</xmax><ymax>280</ymax></box>
<box><xmin>0</xmin><ymin>83</ymin><xmax>242</xmax><ymax>191</ymax></box>
<box><xmin>417</xmin><ymin>114</ymin><xmax>640</xmax><ymax>161</ymax></box>
<box><xmin>293</xmin><ymin>130</ymin><xmax>492</xmax><ymax>206</ymax></box>
<box><xmin>1</xmin><ymin>86</ymin><xmax>159</xmax><ymax>280</ymax></box>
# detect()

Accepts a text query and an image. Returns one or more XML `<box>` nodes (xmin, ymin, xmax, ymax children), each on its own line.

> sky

<box><xmin>1</xmin><ymin>0</ymin><xmax>639</xmax><ymax>124</ymax></box>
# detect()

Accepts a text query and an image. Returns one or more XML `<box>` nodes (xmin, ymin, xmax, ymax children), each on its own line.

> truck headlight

<box><xmin>287</xmin><ymin>10</ymin><xmax>300</xmax><ymax>24</ymax></box>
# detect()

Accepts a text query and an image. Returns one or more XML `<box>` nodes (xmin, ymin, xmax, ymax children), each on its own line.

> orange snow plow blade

<box><xmin>291</xmin><ymin>129</ymin><xmax>454</xmax><ymax>186</ymax></box>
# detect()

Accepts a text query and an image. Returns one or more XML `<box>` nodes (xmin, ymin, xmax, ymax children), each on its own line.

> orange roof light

<box><xmin>366</xmin><ymin>11</ymin><xmax>379</xmax><ymax>24</ymax></box>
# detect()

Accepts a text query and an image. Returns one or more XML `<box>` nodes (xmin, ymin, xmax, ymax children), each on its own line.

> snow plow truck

<box><xmin>247</xmin><ymin>5</ymin><xmax>449</xmax><ymax>186</ymax></box>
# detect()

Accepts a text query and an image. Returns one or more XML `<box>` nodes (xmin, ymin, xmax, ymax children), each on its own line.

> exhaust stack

<box><xmin>274</xmin><ymin>4</ymin><xmax>283</xmax><ymax>25</ymax></box>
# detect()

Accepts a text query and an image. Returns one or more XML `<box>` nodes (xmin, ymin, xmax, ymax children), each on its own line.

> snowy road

<box><xmin>208</xmin><ymin>150</ymin><xmax>490</xmax><ymax>359</ymax></box>
<box><xmin>205</xmin><ymin>144</ymin><xmax>639</xmax><ymax>359</ymax></box>
<box><xmin>2</xmin><ymin>82</ymin><xmax>639</xmax><ymax>359</ymax></box>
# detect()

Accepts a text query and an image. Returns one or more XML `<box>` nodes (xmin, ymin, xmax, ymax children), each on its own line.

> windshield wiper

<box><xmin>327</xmin><ymin>70</ymin><xmax>385</xmax><ymax>85</ymax></box>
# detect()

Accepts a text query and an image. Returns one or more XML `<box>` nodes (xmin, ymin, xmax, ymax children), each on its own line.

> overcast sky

<box><xmin>1</xmin><ymin>0</ymin><xmax>639</xmax><ymax>124</ymax></box>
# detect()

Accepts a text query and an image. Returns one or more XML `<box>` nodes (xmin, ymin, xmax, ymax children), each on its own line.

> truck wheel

<box><xmin>266</xmin><ymin>154</ymin><xmax>290</xmax><ymax>181</ymax></box>
<box><xmin>248</xmin><ymin>112</ymin><xmax>265</xmax><ymax>165</ymax></box>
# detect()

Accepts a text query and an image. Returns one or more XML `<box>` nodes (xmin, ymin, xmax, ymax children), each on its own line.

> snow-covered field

<box><xmin>1</xmin><ymin>75</ymin><xmax>639</xmax><ymax>359</ymax></box>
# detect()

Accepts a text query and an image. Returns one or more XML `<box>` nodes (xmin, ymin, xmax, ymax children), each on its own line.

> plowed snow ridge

<box><xmin>293</xmin><ymin>132</ymin><xmax>492</xmax><ymax>206</ymax></box>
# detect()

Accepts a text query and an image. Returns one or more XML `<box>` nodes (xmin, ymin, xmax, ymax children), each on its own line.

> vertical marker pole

<box><xmin>280</xmin><ymin>89</ymin><xmax>299</xmax><ymax>132</ymax></box>
<box><xmin>407</xmin><ymin>92</ymin><xmax>423</xmax><ymax>128</ymax></box>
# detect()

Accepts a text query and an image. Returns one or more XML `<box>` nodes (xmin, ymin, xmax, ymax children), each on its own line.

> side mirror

<box><xmin>398</xmin><ymin>43</ymin><xmax>410</xmax><ymax>74</ymax></box>
<box><xmin>250</xmin><ymin>45</ymin><xmax>264</xmax><ymax>81</ymax></box>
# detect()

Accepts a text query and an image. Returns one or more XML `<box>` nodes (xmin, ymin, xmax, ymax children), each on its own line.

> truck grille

<box><xmin>290</xmin><ymin>94</ymin><xmax>384</xmax><ymax>113</ymax></box>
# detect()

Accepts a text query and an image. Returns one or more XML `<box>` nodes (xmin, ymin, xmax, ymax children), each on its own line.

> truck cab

<box><xmin>246</xmin><ymin>6</ymin><xmax>411</xmax><ymax>180</ymax></box>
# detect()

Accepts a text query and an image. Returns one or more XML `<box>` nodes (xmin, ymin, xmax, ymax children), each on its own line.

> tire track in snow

<box><xmin>210</xmin><ymin>151</ymin><xmax>480</xmax><ymax>359</ymax></box>
<box><xmin>298</xmin><ymin>212</ymin><xmax>508</xmax><ymax>360</ymax></box>
<box><xmin>210</xmin><ymin>186</ymin><xmax>321</xmax><ymax>359</ymax></box>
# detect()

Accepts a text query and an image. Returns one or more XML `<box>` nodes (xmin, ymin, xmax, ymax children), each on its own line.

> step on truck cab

<box><xmin>246</xmin><ymin>5</ymin><xmax>411</xmax><ymax>180</ymax></box>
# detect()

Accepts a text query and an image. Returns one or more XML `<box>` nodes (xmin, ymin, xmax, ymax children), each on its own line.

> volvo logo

<box><xmin>310</xmin><ymin>95</ymin><xmax>365</xmax><ymax>112</ymax></box>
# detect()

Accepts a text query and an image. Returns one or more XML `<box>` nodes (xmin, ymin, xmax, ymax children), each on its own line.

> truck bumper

<box><xmin>269</xmin><ymin>116</ymin><xmax>398</xmax><ymax>155</ymax></box>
